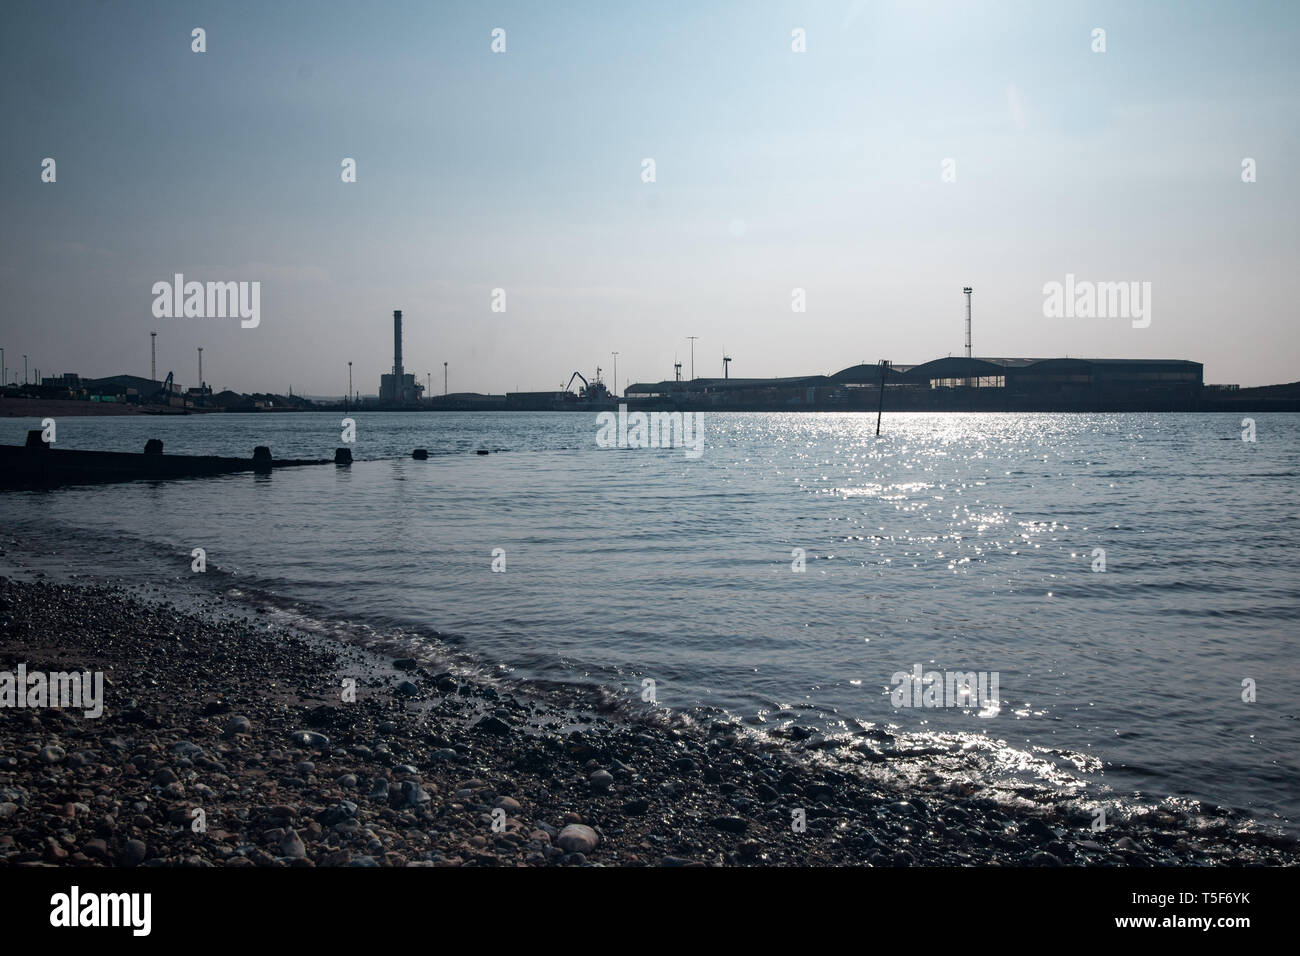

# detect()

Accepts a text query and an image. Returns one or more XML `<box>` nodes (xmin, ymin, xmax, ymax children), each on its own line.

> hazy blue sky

<box><xmin>2</xmin><ymin>0</ymin><xmax>1297</xmax><ymax>393</ymax></box>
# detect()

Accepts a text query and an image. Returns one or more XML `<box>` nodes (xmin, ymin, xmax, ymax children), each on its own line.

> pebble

<box><xmin>710</xmin><ymin>816</ymin><xmax>749</xmax><ymax>834</ymax></box>
<box><xmin>556</xmin><ymin>824</ymin><xmax>599</xmax><ymax>854</ymax></box>
<box><xmin>475</xmin><ymin>715</ymin><xmax>511</xmax><ymax>736</ymax></box>
<box><xmin>289</xmin><ymin>730</ymin><xmax>330</xmax><ymax>749</ymax></box>
<box><xmin>279</xmin><ymin>829</ymin><xmax>307</xmax><ymax>859</ymax></box>
<box><xmin>121</xmin><ymin>839</ymin><xmax>147</xmax><ymax>867</ymax></box>
<box><xmin>1021</xmin><ymin>818</ymin><xmax>1058</xmax><ymax>843</ymax></box>
<box><xmin>396</xmin><ymin>781</ymin><xmax>431</xmax><ymax>807</ymax></box>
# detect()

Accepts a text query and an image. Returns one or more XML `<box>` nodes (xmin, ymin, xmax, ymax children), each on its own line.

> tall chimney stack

<box><xmin>393</xmin><ymin>309</ymin><xmax>403</xmax><ymax>376</ymax></box>
<box><xmin>962</xmin><ymin>287</ymin><xmax>973</xmax><ymax>358</ymax></box>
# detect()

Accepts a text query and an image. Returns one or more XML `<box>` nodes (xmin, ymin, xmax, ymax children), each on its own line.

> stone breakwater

<box><xmin>0</xmin><ymin>576</ymin><xmax>1295</xmax><ymax>867</ymax></box>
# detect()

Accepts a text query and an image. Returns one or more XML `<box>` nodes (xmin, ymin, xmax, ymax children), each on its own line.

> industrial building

<box><xmin>80</xmin><ymin>374</ymin><xmax>183</xmax><ymax>405</ymax></box>
<box><xmin>625</xmin><ymin>357</ymin><xmax>1206</xmax><ymax>412</ymax></box>
<box><xmin>378</xmin><ymin>309</ymin><xmax>423</xmax><ymax>405</ymax></box>
<box><xmin>624</xmin><ymin>289</ymin><xmax>1208</xmax><ymax>411</ymax></box>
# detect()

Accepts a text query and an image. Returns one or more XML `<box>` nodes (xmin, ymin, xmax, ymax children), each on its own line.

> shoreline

<box><xmin>7</xmin><ymin>398</ymin><xmax>1300</xmax><ymax>420</ymax></box>
<box><xmin>1</xmin><ymin>574</ymin><xmax>1295</xmax><ymax>867</ymax></box>
<box><xmin>0</xmin><ymin>397</ymin><xmax>191</xmax><ymax>418</ymax></box>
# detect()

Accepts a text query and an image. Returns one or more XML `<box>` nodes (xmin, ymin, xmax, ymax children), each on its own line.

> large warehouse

<box><xmin>624</xmin><ymin>357</ymin><xmax>1206</xmax><ymax>412</ymax></box>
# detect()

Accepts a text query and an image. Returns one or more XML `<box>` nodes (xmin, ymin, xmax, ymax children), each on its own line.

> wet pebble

<box><xmin>289</xmin><ymin>730</ymin><xmax>329</xmax><ymax>749</ymax></box>
<box><xmin>476</xmin><ymin>715</ymin><xmax>511</xmax><ymax>736</ymax></box>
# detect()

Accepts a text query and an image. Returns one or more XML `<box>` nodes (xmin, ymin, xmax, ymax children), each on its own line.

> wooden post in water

<box><xmin>875</xmin><ymin>359</ymin><xmax>890</xmax><ymax>436</ymax></box>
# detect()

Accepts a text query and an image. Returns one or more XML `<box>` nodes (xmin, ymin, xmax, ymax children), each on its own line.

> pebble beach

<box><xmin>1</xmin><ymin>574</ymin><xmax>1295</xmax><ymax>868</ymax></box>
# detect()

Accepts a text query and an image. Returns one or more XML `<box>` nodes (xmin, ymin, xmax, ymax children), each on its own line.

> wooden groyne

<box><xmin>0</xmin><ymin>432</ymin><xmax>331</xmax><ymax>489</ymax></box>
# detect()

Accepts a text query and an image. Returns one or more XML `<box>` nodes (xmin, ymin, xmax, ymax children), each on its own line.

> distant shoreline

<box><xmin>0</xmin><ymin>398</ymin><xmax>303</xmax><ymax>418</ymax></box>
<box><xmin>7</xmin><ymin>396</ymin><xmax>1300</xmax><ymax>419</ymax></box>
<box><xmin>1</xmin><ymin>397</ymin><xmax>178</xmax><ymax>417</ymax></box>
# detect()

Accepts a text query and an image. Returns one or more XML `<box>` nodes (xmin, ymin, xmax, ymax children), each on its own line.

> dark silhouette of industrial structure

<box><xmin>378</xmin><ymin>310</ymin><xmax>423</xmax><ymax>405</ymax></box>
<box><xmin>624</xmin><ymin>357</ymin><xmax>1208</xmax><ymax>411</ymax></box>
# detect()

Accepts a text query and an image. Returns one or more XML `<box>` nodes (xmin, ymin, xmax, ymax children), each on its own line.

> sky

<box><xmin>1</xmin><ymin>0</ymin><xmax>1297</xmax><ymax>394</ymax></box>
